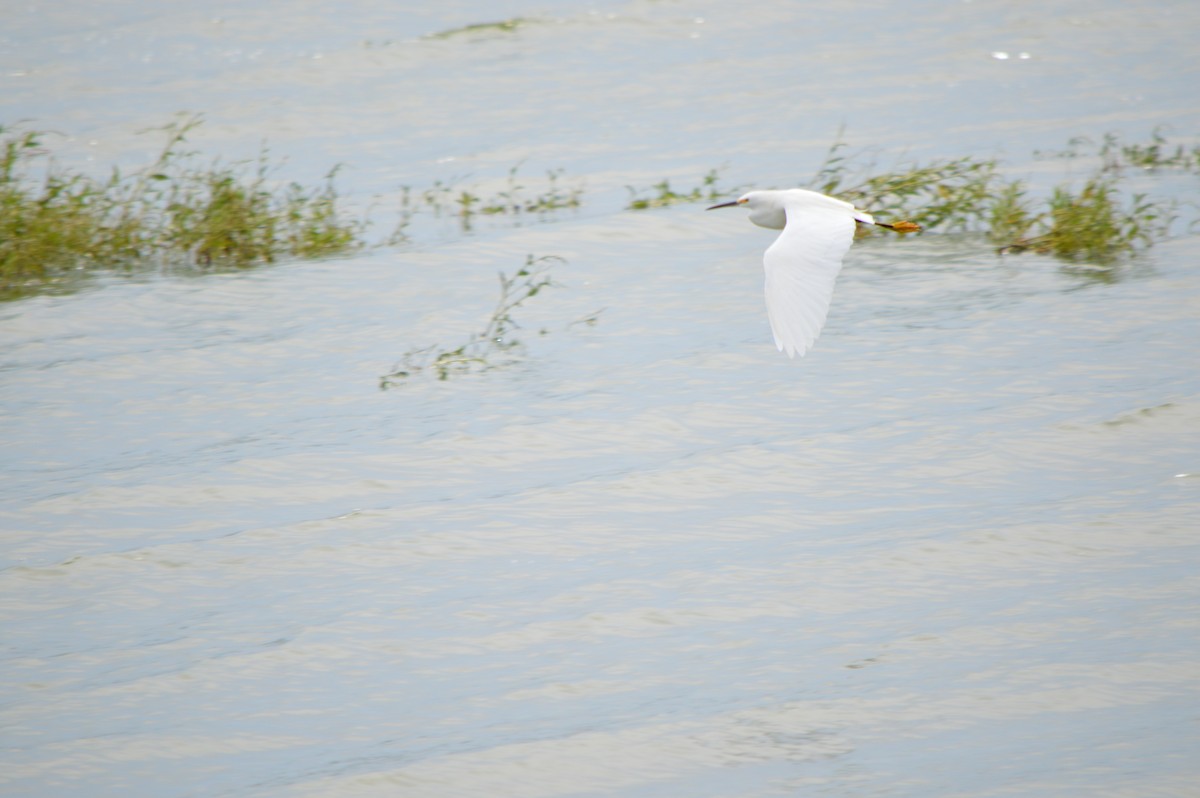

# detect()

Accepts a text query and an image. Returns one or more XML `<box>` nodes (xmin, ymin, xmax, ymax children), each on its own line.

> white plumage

<box><xmin>708</xmin><ymin>188</ymin><xmax>918</xmax><ymax>358</ymax></box>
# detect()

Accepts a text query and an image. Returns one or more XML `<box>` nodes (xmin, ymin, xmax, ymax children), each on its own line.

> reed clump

<box><xmin>1</xmin><ymin>115</ymin><xmax>361</xmax><ymax>294</ymax></box>
<box><xmin>814</xmin><ymin>140</ymin><xmax>1177</xmax><ymax>262</ymax></box>
<box><xmin>990</xmin><ymin>178</ymin><xmax>1169</xmax><ymax>260</ymax></box>
<box><xmin>811</xmin><ymin>143</ymin><xmax>998</xmax><ymax>233</ymax></box>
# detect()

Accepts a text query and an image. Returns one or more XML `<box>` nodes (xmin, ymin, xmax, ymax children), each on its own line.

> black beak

<box><xmin>706</xmin><ymin>200</ymin><xmax>741</xmax><ymax>210</ymax></box>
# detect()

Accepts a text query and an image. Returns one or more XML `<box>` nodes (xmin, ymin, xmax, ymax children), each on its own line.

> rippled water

<box><xmin>3</xmin><ymin>1</ymin><xmax>1200</xmax><ymax>796</ymax></box>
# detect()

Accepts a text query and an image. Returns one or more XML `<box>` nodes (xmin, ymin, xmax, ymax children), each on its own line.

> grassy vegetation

<box><xmin>392</xmin><ymin>164</ymin><xmax>583</xmax><ymax>237</ymax></box>
<box><xmin>3</xmin><ymin>118</ymin><xmax>1194</xmax><ymax>300</ymax></box>
<box><xmin>424</xmin><ymin>17</ymin><xmax>530</xmax><ymax>40</ymax></box>
<box><xmin>1101</xmin><ymin>130</ymin><xmax>1200</xmax><ymax>171</ymax></box>
<box><xmin>1</xmin><ymin>115</ymin><xmax>361</xmax><ymax>295</ymax></box>
<box><xmin>807</xmin><ymin>135</ymin><xmax>1184</xmax><ymax>261</ymax></box>
<box><xmin>990</xmin><ymin>178</ymin><xmax>1170</xmax><ymax>260</ymax></box>
<box><xmin>625</xmin><ymin>169</ymin><xmax>727</xmax><ymax>210</ymax></box>
<box><xmin>1037</xmin><ymin>128</ymin><xmax>1200</xmax><ymax>172</ymax></box>
<box><xmin>810</xmin><ymin>143</ymin><xmax>998</xmax><ymax>232</ymax></box>
<box><xmin>380</xmin><ymin>254</ymin><xmax>564</xmax><ymax>386</ymax></box>
<box><xmin>622</xmin><ymin>131</ymin><xmax>1193</xmax><ymax>263</ymax></box>
<box><xmin>0</xmin><ymin>116</ymin><xmax>588</xmax><ymax>297</ymax></box>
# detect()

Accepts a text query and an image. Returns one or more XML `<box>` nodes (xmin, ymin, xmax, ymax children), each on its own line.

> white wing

<box><xmin>762</xmin><ymin>203</ymin><xmax>856</xmax><ymax>358</ymax></box>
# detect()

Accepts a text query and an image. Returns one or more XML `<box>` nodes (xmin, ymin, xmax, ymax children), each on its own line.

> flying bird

<box><xmin>708</xmin><ymin>189</ymin><xmax>920</xmax><ymax>358</ymax></box>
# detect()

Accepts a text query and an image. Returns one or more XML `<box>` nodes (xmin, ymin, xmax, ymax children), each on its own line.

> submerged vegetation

<box><xmin>1036</xmin><ymin>128</ymin><xmax>1200</xmax><ymax>172</ymax></box>
<box><xmin>993</xmin><ymin>178</ymin><xmax>1168</xmax><ymax>261</ymax></box>
<box><xmin>625</xmin><ymin>169</ymin><xmax>727</xmax><ymax>210</ymax></box>
<box><xmin>380</xmin><ymin>254</ymin><xmax>569</xmax><ymax>386</ymax></box>
<box><xmin>1</xmin><ymin>115</ymin><xmax>361</xmax><ymax>295</ymax></box>
<box><xmin>424</xmin><ymin>17</ymin><xmax>530</xmax><ymax>40</ymax></box>
<box><xmin>0</xmin><ymin>116</ymin><xmax>586</xmax><ymax>297</ymax></box>
<box><xmin>392</xmin><ymin>164</ymin><xmax>583</xmax><ymax>238</ymax></box>
<box><xmin>810</xmin><ymin>146</ymin><xmax>998</xmax><ymax>232</ymax></box>
<box><xmin>2</xmin><ymin>115</ymin><xmax>1196</xmax><ymax>299</ymax></box>
<box><xmin>5</xmin><ymin>117</ymin><xmax>1193</xmax><ymax>383</ymax></box>
<box><xmin>804</xmin><ymin>136</ymin><xmax>1179</xmax><ymax>262</ymax></box>
<box><xmin>623</xmin><ymin>129</ymin><xmax>1195</xmax><ymax>263</ymax></box>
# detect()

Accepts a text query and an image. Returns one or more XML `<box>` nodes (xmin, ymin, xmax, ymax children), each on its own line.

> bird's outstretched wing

<box><xmin>762</xmin><ymin>203</ymin><xmax>856</xmax><ymax>358</ymax></box>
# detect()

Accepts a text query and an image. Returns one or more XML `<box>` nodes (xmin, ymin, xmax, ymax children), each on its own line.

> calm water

<box><xmin>3</xmin><ymin>2</ymin><xmax>1200</xmax><ymax>796</ymax></box>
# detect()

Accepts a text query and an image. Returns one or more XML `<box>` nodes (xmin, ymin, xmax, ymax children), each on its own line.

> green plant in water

<box><xmin>380</xmin><ymin>254</ymin><xmax>564</xmax><ymax>386</ymax></box>
<box><xmin>149</xmin><ymin>117</ymin><xmax>362</xmax><ymax>267</ymax></box>
<box><xmin>986</xmin><ymin>179</ymin><xmax>1035</xmax><ymax>247</ymax></box>
<box><xmin>626</xmin><ymin>169</ymin><xmax>727</xmax><ymax>210</ymax></box>
<box><xmin>1</xmin><ymin>114</ymin><xmax>362</xmax><ymax>295</ymax></box>
<box><xmin>481</xmin><ymin>166</ymin><xmax>583</xmax><ymax>216</ymax></box>
<box><xmin>808</xmin><ymin>135</ymin><xmax>1181</xmax><ymax>259</ymax></box>
<box><xmin>397</xmin><ymin>165</ymin><xmax>583</xmax><ymax>232</ymax></box>
<box><xmin>158</xmin><ymin>163</ymin><xmax>356</xmax><ymax>267</ymax></box>
<box><xmin>996</xmin><ymin>178</ymin><xmax>1172</xmax><ymax>262</ymax></box>
<box><xmin>1</xmin><ymin>127</ymin><xmax>142</xmax><ymax>286</ymax></box>
<box><xmin>810</xmin><ymin>140</ymin><xmax>999</xmax><ymax>233</ymax></box>
<box><xmin>1100</xmin><ymin>129</ymin><xmax>1200</xmax><ymax>172</ymax></box>
<box><xmin>623</xmin><ymin>131</ymin><xmax>1188</xmax><ymax>262</ymax></box>
<box><xmin>1037</xmin><ymin>129</ymin><xmax>1200</xmax><ymax>173</ymax></box>
<box><xmin>425</xmin><ymin>17</ymin><xmax>529</xmax><ymax>40</ymax></box>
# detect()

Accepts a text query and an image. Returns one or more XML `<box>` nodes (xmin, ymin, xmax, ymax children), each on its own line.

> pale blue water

<box><xmin>3</xmin><ymin>2</ymin><xmax>1199</xmax><ymax>796</ymax></box>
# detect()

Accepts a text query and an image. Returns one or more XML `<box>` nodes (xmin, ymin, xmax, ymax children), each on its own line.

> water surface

<box><xmin>3</xmin><ymin>1</ymin><xmax>1199</xmax><ymax>796</ymax></box>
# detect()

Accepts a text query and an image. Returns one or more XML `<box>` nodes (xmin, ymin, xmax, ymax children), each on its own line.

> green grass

<box><xmin>394</xmin><ymin>164</ymin><xmax>583</xmax><ymax>236</ymax></box>
<box><xmin>806</xmin><ymin>135</ymin><xmax>1182</xmax><ymax>261</ymax></box>
<box><xmin>1</xmin><ymin>115</ymin><xmax>362</xmax><ymax>296</ymax></box>
<box><xmin>4</xmin><ymin>119</ymin><xmax>1193</xmax><ymax>300</ymax></box>
<box><xmin>995</xmin><ymin>178</ymin><xmax>1171</xmax><ymax>261</ymax></box>
<box><xmin>380</xmin><ymin>254</ymin><xmax>564</xmax><ymax>386</ymax></box>
<box><xmin>158</xmin><ymin>157</ymin><xmax>358</xmax><ymax>268</ymax></box>
<box><xmin>810</xmin><ymin>143</ymin><xmax>998</xmax><ymax>233</ymax></box>
<box><xmin>0</xmin><ymin>116</ymin><xmax>587</xmax><ymax>298</ymax></box>
<box><xmin>1037</xmin><ymin>128</ymin><xmax>1200</xmax><ymax>172</ymax></box>
<box><xmin>1103</xmin><ymin>129</ymin><xmax>1200</xmax><ymax>171</ymax></box>
<box><xmin>2</xmin><ymin>127</ymin><xmax>141</xmax><ymax>286</ymax></box>
<box><xmin>625</xmin><ymin>169</ymin><xmax>727</xmax><ymax>210</ymax></box>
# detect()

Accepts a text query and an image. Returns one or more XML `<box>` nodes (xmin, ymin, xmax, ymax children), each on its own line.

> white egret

<box><xmin>708</xmin><ymin>189</ymin><xmax>920</xmax><ymax>358</ymax></box>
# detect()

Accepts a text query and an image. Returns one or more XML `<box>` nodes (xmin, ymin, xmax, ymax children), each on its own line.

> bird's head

<box><xmin>707</xmin><ymin>192</ymin><xmax>785</xmax><ymax>230</ymax></box>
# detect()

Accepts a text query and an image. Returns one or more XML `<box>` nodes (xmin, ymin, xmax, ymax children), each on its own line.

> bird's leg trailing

<box><xmin>873</xmin><ymin>220</ymin><xmax>922</xmax><ymax>233</ymax></box>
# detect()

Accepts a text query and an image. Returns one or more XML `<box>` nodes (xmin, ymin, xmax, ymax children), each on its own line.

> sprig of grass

<box><xmin>626</xmin><ymin>169</ymin><xmax>727</xmax><ymax>210</ymax></box>
<box><xmin>807</xmin><ymin>135</ymin><xmax>1182</xmax><ymax>260</ymax></box>
<box><xmin>424</xmin><ymin>17</ymin><xmax>529</xmax><ymax>40</ymax></box>
<box><xmin>1037</xmin><ymin>128</ymin><xmax>1200</xmax><ymax>173</ymax></box>
<box><xmin>481</xmin><ymin>167</ymin><xmax>582</xmax><ymax>215</ymax></box>
<box><xmin>380</xmin><ymin>254</ymin><xmax>563</xmax><ymax>386</ymax></box>
<box><xmin>392</xmin><ymin>164</ymin><xmax>583</xmax><ymax>235</ymax></box>
<box><xmin>622</xmin><ymin>133</ymin><xmax>1188</xmax><ymax>263</ymax></box>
